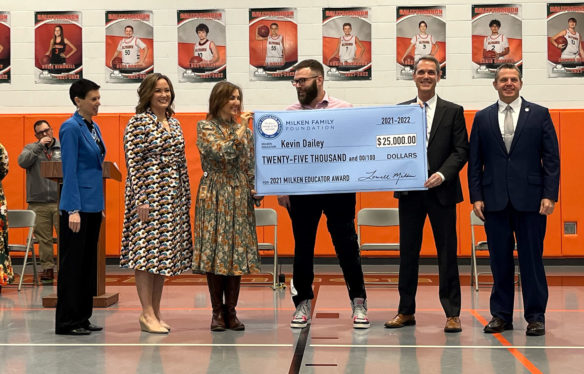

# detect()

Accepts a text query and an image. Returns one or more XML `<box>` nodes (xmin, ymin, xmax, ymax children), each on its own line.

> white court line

<box><xmin>0</xmin><ymin>343</ymin><xmax>293</xmax><ymax>348</ymax></box>
<box><xmin>311</xmin><ymin>344</ymin><xmax>584</xmax><ymax>349</ymax></box>
<box><xmin>2</xmin><ymin>343</ymin><xmax>581</xmax><ymax>350</ymax></box>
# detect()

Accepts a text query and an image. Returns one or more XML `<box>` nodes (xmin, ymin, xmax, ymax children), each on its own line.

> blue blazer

<box><xmin>59</xmin><ymin>111</ymin><xmax>106</xmax><ymax>213</ymax></box>
<box><xmin>468</xmin><ymin>98</ymin><xmax>560</xmax><ymax>212</ymax></box>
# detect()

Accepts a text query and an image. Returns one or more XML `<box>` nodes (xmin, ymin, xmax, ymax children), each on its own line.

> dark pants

<box><xmin>55</xmin><ymin>211</ymin><xmax>102</xmax><ymax>333</ymax></box>
<box><xmin>289</xmin><ymin>193</ymin><xmax>366</xmax><ymax>307</ymax></box>
<box><xmin>484</xmin><ymin>204</ymin><xmax>548</xmax><ymax>323</ymax></box>
<box><xmin>397</xmin><ymin>191</ymin><xmax>461</xmax><ymax>317</ymax></box>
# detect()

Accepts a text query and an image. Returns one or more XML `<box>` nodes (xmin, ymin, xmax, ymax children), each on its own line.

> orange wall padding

<box><xmin>0</xmin><ymin>110</ymin><xmax>581</xmax><ymax>258</ymax></box>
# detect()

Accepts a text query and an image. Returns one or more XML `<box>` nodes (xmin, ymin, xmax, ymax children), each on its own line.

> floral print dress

<box><xmin>120</xmin><ymin>110</ymin><xmax>193</xmax><ymax>276</ymax></box>
<box><xmin>192</xmin><ymin>119</ymin><xmax>260</xmax><ymax>276</ymax></box>
<box><xmin>0</xmin><ymin>143</ymin><xmax>13</xmax><ymax>286</ymax></box>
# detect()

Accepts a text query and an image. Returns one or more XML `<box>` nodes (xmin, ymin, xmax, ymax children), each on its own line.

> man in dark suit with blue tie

<box><xmin>384</xmin><ymin>56</ymin><xmax>469</xmax><ymax>333</ymax></box>
<box><xmin>55</xmin><ymin>79</ymin><xmax>106</xmax><ymax>335</ymax></box>
<box><xmin>468</xmin><ymin>64</ymin><xmax>560</xmax><ymax>336</ymax></box>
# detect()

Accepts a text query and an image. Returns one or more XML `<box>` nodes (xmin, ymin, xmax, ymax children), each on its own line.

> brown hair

<box><xmin>294</xmin><ymin>59</ymin><xmax>324</xmax><ymax>77</ymax></box>
<box><xmin>413</xmin><ymin>55</ymin><xmax>440</xmax><ymax>75</ymax></box>
<box><xmin>494</xmin><ymin>63</ymin><xmax>522</xmax><ymax>82</ymax></box>
<box><xmin>53</xmin><ymin>25</ymin><xmax>64</xmax><ymax>43</ymax></box>
<box><xmin>135</xmin><ymin>73</ymin><xmax>175</xmax><ymax>116</ymax></box>
<box><xmin>207</xmin><ymin>81</ymin><xmax>242</xmax><ymax>120</ymax></box>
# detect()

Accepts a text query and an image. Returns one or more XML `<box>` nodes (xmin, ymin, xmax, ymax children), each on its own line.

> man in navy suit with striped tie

<box><xmin>468</xmin><ymin>64</ymin><xmax>560</xmax><ymax>336</ymax></box>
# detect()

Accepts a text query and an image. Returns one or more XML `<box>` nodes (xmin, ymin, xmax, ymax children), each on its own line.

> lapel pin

<box><xmin>525</xmin><ymin>107</ymin><xmax>530</xmax><ymax>112</ymax></box>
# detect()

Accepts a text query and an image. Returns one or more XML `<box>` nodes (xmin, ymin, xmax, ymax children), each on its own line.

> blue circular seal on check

<box><xmin>257</xmin><ymin>115</ymin><xmax>283</xmax><ymax>139</ymax></box>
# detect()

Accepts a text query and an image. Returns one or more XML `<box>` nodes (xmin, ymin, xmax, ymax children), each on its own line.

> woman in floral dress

<box><xmin>0</xmin><ymin>143</ymin><xmax>14</xmax><ymax>290</ymax></box>
<box><xmin>193</xmin><ymin>81</ymin><xmax>262</xmax><ymax>331</ymax></box>
<box><xmin>121</xmin><ymin>73</ymin><xmax>193</xmax><ymax>333</ymax></box>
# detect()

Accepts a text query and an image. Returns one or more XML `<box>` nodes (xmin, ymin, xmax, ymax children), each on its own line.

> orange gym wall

<box><xmin>0</xmin><ymin>110</ymin><xmax>581</xmax><ymax>258</ymax></box>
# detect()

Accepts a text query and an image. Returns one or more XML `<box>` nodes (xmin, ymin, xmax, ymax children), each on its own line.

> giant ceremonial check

<box><xmin>254</xmin><ymin>105</ymin><xmax>428</xmax><ymax>195</ymax></box>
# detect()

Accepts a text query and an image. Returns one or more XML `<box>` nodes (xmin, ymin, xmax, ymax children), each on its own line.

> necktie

<box><xmin>424</xmin><ymin>102</ymin><xmax>430</xmax><ymax>144</ymax></box>
<box><xmin>503</xmin><ymin>105</ymin><xmax>514</xmax><ymax>152</ymax></box>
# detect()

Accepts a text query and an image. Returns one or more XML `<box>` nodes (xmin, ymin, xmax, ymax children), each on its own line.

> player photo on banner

<box><xmin>34</xmin><ymin>11</ymin><xmax>82</xmax><ymax>84</ymax></box>
<box><xmin>547</xmin><ymin>3</ymin><xmax>584</xmax><ymax>77</ymax></box>
<box><xmin>322</xmin><ymin>8</ymin><xmax>372</xmax><ymax>81</ymax></box>
<box><xmin>396</xmin><ymin>6</ymin><xmax>446</xmax><ymax>80</ymax></box>
<box><xmin>106</xmin><ymin>10</ymin><xmax>153</xmax><ymax>83</ymax></box>
<box><xmin>0</xmin><ymin>12</ymin><xmax>10</xmax><ymax>83</ymax></box>
<box><xmin>472</xmin><ymin>4</ymin><xmax>522</xmax><ymax>79</ymax></box>
<box><xmin>249</xmin><ymin>8</ymin><xmax>298</xmax><ymax>81</ymax></box>
<box><xmin>177</xmin><ymin>9</ymin><xmax>226</xmax><ymax>83</ymax></box>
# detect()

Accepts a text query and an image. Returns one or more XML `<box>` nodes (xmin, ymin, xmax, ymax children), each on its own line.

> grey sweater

<box><xmin>17</xmin><ymin>140</ymin><xmax>60</xmax><ymax>203</ymax></box>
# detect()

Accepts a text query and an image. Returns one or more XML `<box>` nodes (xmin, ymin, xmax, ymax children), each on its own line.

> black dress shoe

<box><xmin>526</xmin><ymin>321</ymin><xmax>545</xmax><ymax>336</ymax></box>
<box><xmin>40</xmin><ymin>269</ymin><xmax>54</xmax><ymax>283</ymax></box>
<box><xmin>483</xmin><ymin>317</ymin><xmax>513</xmax><ymax>333</ymax></box>
<box><xmin>84</xmin><ymin>323</ymin><xmax>103</xmax><ymax>331</ymax></box>
<box><xmin>56</xmin><ymin>327</ymin><xmax>91</xmax><ymax>336</ymax></box>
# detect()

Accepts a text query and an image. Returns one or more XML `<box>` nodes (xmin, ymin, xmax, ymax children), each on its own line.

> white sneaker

<box><xmin>351</xmin><ymin>298</ymin><xmax>370</xmax><ymax>329</ymax></box>
<box><xmin>290</xmin><ymin>299</ymin><xmax>311</xmax><ymax>328</ymax></box>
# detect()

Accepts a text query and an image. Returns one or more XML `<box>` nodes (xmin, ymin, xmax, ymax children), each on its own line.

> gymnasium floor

<box><xmin>0</xmin><ymin>264</ymin><xmax>583</xmax><ymax>374</ymax></box>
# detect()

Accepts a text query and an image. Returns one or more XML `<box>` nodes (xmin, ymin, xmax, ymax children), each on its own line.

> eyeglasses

<box><xmin>291</xmin><ymin>76</ymin><xmax>320</xmax><ymax>86</ymax></box>
<box><xmin>35</xmin><ymin>128</ymin><xmax>52</xmax><ymax>135</ymax></box>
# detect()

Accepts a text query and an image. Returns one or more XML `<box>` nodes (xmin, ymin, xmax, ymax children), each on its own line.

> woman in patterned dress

<box><xmin>121</xmin><ymin>73</ymin><xmax>193</xmax><ymax>333</ymax></box>
<box><xmin>0</xmin><ymin>143</ymin><xmax>14</xmax><ymax>291</ymax></box>
<box><xmin>193</xmin><ymin>81</ymin><xmax>262</xmax><ymax>331</ymax></box>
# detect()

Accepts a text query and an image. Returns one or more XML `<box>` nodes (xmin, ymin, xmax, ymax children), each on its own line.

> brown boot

<box><xmin>224</xmin><ymin>276</ymin><xmax>245</xmax><ymax>331</ymax></box>
<box><xmin>206</xmin><ymin>273</ymin><xmax>226</xmax><ymax>331</ymax></box>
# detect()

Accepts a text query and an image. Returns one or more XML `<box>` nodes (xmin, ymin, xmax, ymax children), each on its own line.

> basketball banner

<box><xmin>34</xmin><ymin>11</ymin><xmax>82</xmax><ymax>84</ymax></box>
<box><xmin>472</xmin><ymin>4</ymin><xmax>523</xmax><ymax>79</ymax></box>
<box><xmin>249</xmin><ymin>8</ymin><xmax>298</xmax><ymax>81</ymax></box>
<box><xmin>253</xmin><ymin>105</ymin><xmax>428</xmax><ymax>195</ymax></box>
<box><xmin>0</xmin><ymin>12</ymin><xmax>10</xmax><ymax>83</ymax></box>
<box><xmin>396</xmin><ymin>6</ymin><xmax>446</xmax><ymax>81</ymax></box>
<box><xmin>105</xmin><ymin>10</ymin><xmax>154</xmax><ymax>83</ymax></box>
<box><xmin>547</xmin><ymin>3</ymin><xmax>584</xmax><ymax>77</ymax></box>
<box><xmin>177</xmin><ymin>9</ymin><xmax>226</xmax><ymax>83</ymax></box>
<box><xmin>322</xmin><ymin>7</ymin><xmax>372</xmax><ymax>81</ymax></box>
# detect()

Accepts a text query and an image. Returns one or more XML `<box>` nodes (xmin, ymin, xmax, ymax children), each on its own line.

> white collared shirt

<box><xmin>497</xmin><ymin>97</ymin><xmax>522</xmax><ymax>136</ymax></box>
<box><xmin>415</xmin><ymin>94</ymin><xmax>444</xmax><ymax>182</ymax></box>
<box><xmin>417</xmin><ymin>94</ymin><xmax>437</xmax><ymax>142</ymax></box>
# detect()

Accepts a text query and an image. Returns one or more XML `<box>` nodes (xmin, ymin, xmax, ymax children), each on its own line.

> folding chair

<box><xmin>470</xmin><ymin>210</ymin><xmax>520</xmax><ymax>292</ymax></box>
<box><xmin>253</xmin><ymin>208</ymin><xmax>284</xmax><ymax>290</ymax></box>
<box><xmin>7</xmin><ymin>210</ymin><xmax>38</xmax><ymax>291</ymax></box>
<box><xmin>357</xmin><ymin>208</ymin><xmax>400</xmax><ymax>285</ymax></box>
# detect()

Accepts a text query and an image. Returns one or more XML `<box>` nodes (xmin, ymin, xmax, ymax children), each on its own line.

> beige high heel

<box><xmin>155</xmin><ymin>312</ymin><xmax>171</xmax><ymax>331</ymax></box>
<box><xmin>159</xmin><ymin>320</ymin><xmax>171</xmax><ymax>331</ymax></box>
<box><xmin>139</xmin><ymin>314</ymin><xmax>169</xmax><ymax>334</ymax></box>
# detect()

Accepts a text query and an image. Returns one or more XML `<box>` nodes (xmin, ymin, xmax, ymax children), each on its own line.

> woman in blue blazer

<box><xmin>55</xmin><ymin>79</ymin><xmax>106</xmax><ymax>336</ymax></box>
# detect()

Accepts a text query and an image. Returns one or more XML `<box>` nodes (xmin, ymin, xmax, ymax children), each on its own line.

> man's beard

<box><xmin>297</xmin><ymin>80</ymin><xmax>318</xmax><ymax>106</ymax></box>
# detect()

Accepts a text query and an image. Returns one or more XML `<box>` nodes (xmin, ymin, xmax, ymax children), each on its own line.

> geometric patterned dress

<box><xmin>0</xmin><ymin>143</ymin><xmax>14</xmax><ymax>286</ymax></box>
<box><xmin>120</xmin><ymin>110</ymin><xmax>193</xmax><ymax>276</ymax></box>
<box><xmin>192</xmin><ymin>118</ymin><xmax>260</xmax><ymax>276</ymax></box>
